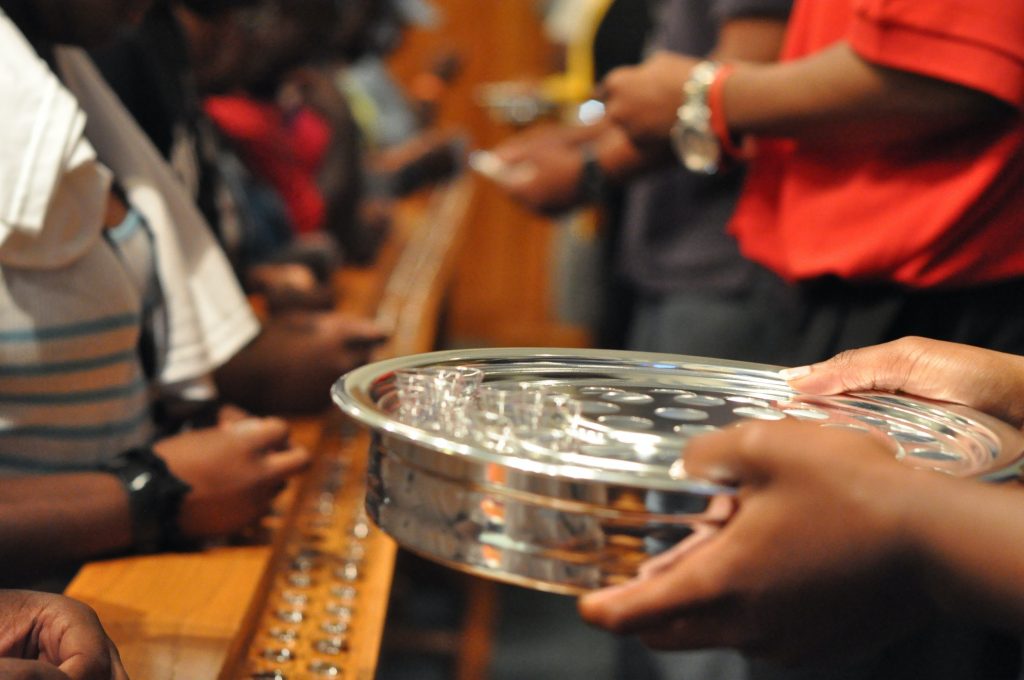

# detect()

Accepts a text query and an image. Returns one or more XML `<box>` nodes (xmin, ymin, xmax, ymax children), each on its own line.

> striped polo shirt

<box><xmin>0</xmin><ymin>237</ymin><xmax>154</xmax><ymax>473</ymax></box>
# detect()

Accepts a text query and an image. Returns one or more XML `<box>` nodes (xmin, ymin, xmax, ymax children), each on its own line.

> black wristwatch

<box><xmin>100</xmin><ymin>447</ymin><xmax>192</xmax><ymax>553</ymax></box>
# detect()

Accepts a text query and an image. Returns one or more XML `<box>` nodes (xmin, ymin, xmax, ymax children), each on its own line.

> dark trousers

<box><xmin>785</xmin><ymin>275</ymin><xmax>1024</xmax><ymax>366</ymax></box>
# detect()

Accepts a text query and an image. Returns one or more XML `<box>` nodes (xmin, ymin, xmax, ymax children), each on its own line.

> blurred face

<box><xmin>330</xmin><ymin>0</ymin><xmax>401</xmax><ymax>60</ymax></box>
<box><xmin>227</xmin><ymin>0</ymin><xmax>335</xmax><ymax>91</ymax></box>
<box><xmin>29</xmin><ymin>0</ymin><xmax>155</xmax><ymax>47</ymax></box>
<box><xmin>173</xmin><ymin>3</ymin><xmax>250</xmax><ymax>94</ymax></box>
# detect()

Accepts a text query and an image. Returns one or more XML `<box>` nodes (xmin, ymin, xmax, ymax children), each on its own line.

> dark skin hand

<box><xmin>215</xmin><ymin>311</ymin><xmax>388</xmax><ymax>414</ymax></box>
<box><xmin>155</xmin><ymin>414</ymin><xmax>311</xmax><ymax>538</ymax></box>
<box><xmin>580</xmin><ymin>337</ymin><xmax>1024</xmax><ymax>661</ymax></box>
<box><xmin>597</xmin><ymin>16</ymin><xmax>786</xmax><ymax>148</ymax></box>
<box><xmin>783</xmin><ymin>336</ymin><xmax>1024</xmax><ymax>429</ymax></box>
<box><xmin>246</xmin><ymin>263</ymin><xmax>335</xmax><ymax>312</ymax></box>
<box><xmin>0</xmin><ymin>590</ymin><xmax>128</xmax><ymax>680</ymax></box>
<box><xmin>487</xmin><ymin>16</ymin><xmax>787</xmax><ymax>216</ymax></box>
<box><xmin>489</xmin><ymin>122</ymin><xmax>597</xmax><ymax>215</ymax></box>
<box><xmin>580</xmin><ymin>420</ymin><xmax>930</xmax><ymax>664</ymax></box>
<box><xmin>0</xmin><ymin>406</ymin><xmax>309</xmax><ymax>585</ymax></box>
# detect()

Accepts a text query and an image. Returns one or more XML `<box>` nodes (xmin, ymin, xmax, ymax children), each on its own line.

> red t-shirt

<box><xmin>205</xmin><ymin>96</ymin><xmax>331</xmax><ymax>235</ymax></box>
<box><xmin>729</xmin><ymin>0</ymin><xmax>1024</xmax><ymax>288</ymax></box>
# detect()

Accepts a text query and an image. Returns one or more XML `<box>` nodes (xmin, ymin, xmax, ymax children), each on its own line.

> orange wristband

<box><xmin>708</xmin><ymin>63</ymin><xmax>744</xmax><ymax>159</ymax></box>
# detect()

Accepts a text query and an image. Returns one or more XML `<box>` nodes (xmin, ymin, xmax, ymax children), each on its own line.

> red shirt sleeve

<box><xmin>850</xmin><ymin>0</ymin><xmax>1024</xmax><ymax>108</ymax></box>
<box><xmin>204</xmin><ymin>96</ymin><xmax>281</xmax><ymax>142</ymax></box>
<box><xmin>288</xmin><ymin>109</ymin><xmax>332</xmax><ymax>172</ymax></box>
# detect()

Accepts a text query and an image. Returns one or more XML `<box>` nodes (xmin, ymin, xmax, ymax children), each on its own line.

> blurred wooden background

<box><xmin>388</xmin><ymin>0</ymin><xmax>593</xmax><ymax>350</ymax></box>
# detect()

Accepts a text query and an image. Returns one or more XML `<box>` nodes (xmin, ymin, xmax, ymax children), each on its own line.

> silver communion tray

<box><xmin>332</xmin><ymin>348</ymin><xmax>1024</xmax><ymax>595</ymax></box>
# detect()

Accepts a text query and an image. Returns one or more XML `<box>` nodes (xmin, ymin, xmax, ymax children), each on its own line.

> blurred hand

<box><xmin>217</xmin><ymin>311</ymin><xmax>389</xmax><ymax>414</ymax></box>
<box><xmin>0</xmin><ymin>590</ymin><xmax>127</xmax><ymax>680</ymax></box>
<box><xmin>247</xmin><ymin>263</ymin><xmax>335</xmax><ymax>312</ymax></box>
<box><xmin>491</xmin><ymin>122</ymin><xmax>583</xmax><ymax>165</ymax></box>
<box><xmin>783</xmin><ymin>336</ymin><xmax>1024</xmax><ymax>429</ymax></box>
<box><xmin>579</xmin><ymin>420</ymin><xmax>930</xmax><ymax>663</ymax></box>
<box><xmin>602</xmin><ymin>51</ymin><xmax>699</xmax><ymax>146</ymax></box>
<box><xmin>489</xmin><ymin>130</ymin><xmax>587</xmax><ymax>215</ymax></box>
<box><xmin>247</xmin><ymin>263</ymin><xmax>319</xmax><ymax>297</ymax></box>
<box><xmin>155</xmin><ymin>417</ymin><xmax>310</xmax><ymax>538</ymax></box>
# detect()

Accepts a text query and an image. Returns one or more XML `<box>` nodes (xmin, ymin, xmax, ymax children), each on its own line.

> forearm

<box><xmin>896</xmin><ymin>472</ymin><xmax>1024</xmax><ymax>633</ymax></box>
<box><xmin>0</xmin><ymin>474</ymin><xmax>131</xmax><ymax>583</ymax></box>
<box><xmin>712</xmin><ymin>16</ymin><xmax>788</xmax><ymax>63</ymax></box>
<box><xmin>214</xmin><ymin>339</ymin><xmax>268</xmax><ymax>414</ymax></box>
<box><xmin>723</xmin><ymin>43</ymin><xmax>1012</xmax><ymax>146</ymax></box>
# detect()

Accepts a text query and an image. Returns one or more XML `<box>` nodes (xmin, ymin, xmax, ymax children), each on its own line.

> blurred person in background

<box><xmin>490</xmin><ymin>0</ymin><xmax>792</xmax><ymax>365</ymax></box>
<box><xmin>335</xmin><ymin>0</ymin><xmax>467</xmax><ymax>200</ymax></box>
<box><xmin>92</xmin><ymin>0</ymin><xmax>390</xmax><ymax>415</ymax></box>
<box><xmin>600</xmin><ymin>0</ymin><xmax>1024</xmax><ymax>364</ymax></box>
<box><xmin>480</xmin><ymin>0</ymin><xmax>652</xmax><ymax>350</ymax></box>
<box><xmin>94</xmin><ymin>0</ymin><xmax>359</xmax><ymax>296</ymax></box>
<box><xmin>202</xmin><ymin>0</ymin><xmax>388</xmax><ymax>266</ymax></box>
<box><xmin>202</xmin><ymin>0</ymin><xmax>464</xmax><ymax>267</ymax></box>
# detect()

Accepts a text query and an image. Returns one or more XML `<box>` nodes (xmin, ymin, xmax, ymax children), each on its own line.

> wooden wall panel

<box><xmin>389</xmin><ymin>0</ymin><xmax>592</xmax><ymax>349</ymax></box>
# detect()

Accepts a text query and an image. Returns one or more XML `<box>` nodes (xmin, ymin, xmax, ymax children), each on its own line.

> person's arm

<box><xmin>0</xmin><ymin>476</ymin><xmax>133</xmax><ymax>582</ymax></box>
<box><xmin>215</xmin><ymin>311</ymin><xmax>388</xmax><ymax>414</ymax></box>
<box><xmin>782</xmin><ymin>336</ymin><xmax>1024</xmax><ymax>429</ymax></box>
<box><xmin>723</xmin><ymin>43</ymin><xmax>1012</xmax><ymax>145</ymax></box>
<box><xmin>0</xmin><ymin>589</ymin><xmax>128</xmax><ymax>680</ymax></box>
<box><xmin>487</xmin><ymin>120</ymin><xmax>636</xmax><ymax>215</ymax></box>
<box><xmin>581</xmin><ymin>418</ymin><xmax>1024</xmax><ymax>660</ymax></box>
<box><xmin>579</xmin><ymin>338</ymin><xmax>1024</xmax><ymax>661</ymax></box>
<box><xmin>603</xmin><ymin>43</ymin><xmax>1012</xmax><ymax>149</ymax></box>
<box><xmin>711</xmin><ymin>16</ymin><xmax>788</xmax><ymax>63</ymax></box>
<box><xmin>0</xmin><ymin>414</ymin><xmax>311</xmax><ymax>583</ymax></box>
<box><xmin>489</xmin><ymin>15</ymin><xmax>790</xmax><ymax>214</ymax></box>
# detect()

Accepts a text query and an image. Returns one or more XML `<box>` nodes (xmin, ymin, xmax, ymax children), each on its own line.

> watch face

<box><xmin>672</xmin><ymin>121</ymin><xmax>720</xmax><ymax>175</ymax></box>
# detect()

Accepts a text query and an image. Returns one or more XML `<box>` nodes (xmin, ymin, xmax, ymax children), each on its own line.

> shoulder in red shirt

<box><xmin>729</xmin><ymin>0</ymin><xmax>1024</xmax><ymax>288</ymax></box>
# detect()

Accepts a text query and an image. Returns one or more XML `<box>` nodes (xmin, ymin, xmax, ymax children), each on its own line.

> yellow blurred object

<box><xmin>540</xmin><ymin>0</ymin><xmax>615</xmax><ymax>105</ymax></box>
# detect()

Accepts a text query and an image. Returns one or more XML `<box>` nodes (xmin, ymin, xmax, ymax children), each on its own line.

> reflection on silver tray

<box><xmin>332</xmin><ymin>348</ymin><xmax>1024</xmax><ymax>594</ymax></box>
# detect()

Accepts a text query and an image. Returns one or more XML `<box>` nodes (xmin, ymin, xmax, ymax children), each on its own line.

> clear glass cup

<box><xmin>516</xmin><ymin>393</ymin><xmax>583</xmax><ymax>455</ymax></box>
<box><xmin>393</xmin><ymin>368</ymin><xmax>441</xmax><ymax>428</ymax></box>
<box><xmin>394</xmin><ymin>366</ymin><xmax>485</xmax><ymax>433</ymax></box>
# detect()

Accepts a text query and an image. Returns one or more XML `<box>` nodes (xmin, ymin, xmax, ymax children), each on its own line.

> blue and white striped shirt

<box><xmin>0</xmin><ymin>238</ymin><xmax>154</xmax><ymax>473</ymax></box>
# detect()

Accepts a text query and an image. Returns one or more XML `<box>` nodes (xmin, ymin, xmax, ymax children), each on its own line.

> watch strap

<box><xmin>100</xmin><ymin>447</ymin><xmax>192</xmax><ymax>553</ymax></box>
